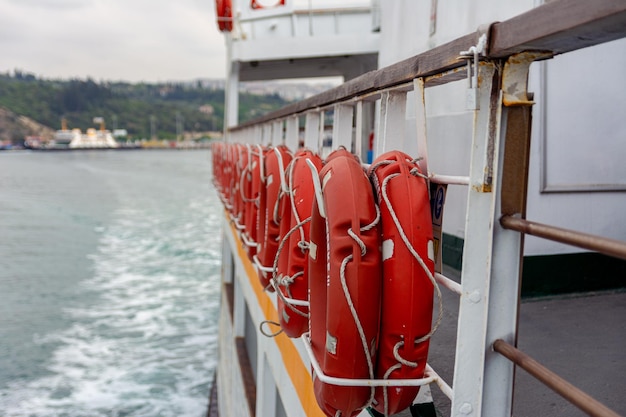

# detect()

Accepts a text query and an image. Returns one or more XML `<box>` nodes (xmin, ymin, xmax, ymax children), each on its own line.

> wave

<box><xmin>0</xmin><ymin>194</ymin><xmax>222</xmax><ymax>417</ymax></box>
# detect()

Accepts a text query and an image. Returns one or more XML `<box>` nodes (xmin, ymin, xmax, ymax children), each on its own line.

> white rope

<box><xmin>339</xmin><ymin>253</ymin><xmax>376</xmax><ymax>407</ymax></box>
<box><xmin>239</xmin><ymin>164</ymin><xmax>255</xmax><ymax>203</ymax></box>
<box><xmin>337</xmin><ymin>202</ymin><xmax>381</xmax><ymax>408</ymax></box>
<box><xmin>381</xmin><ymin>363</ymin><xmax>403</xmax><ymax>417</ymax></box>
<box><xmin>269</xmin><ymin>217</ymin><xmax>312</xmax><ymax>318</ymax></box>
<box><xmin>392</xmin><ymin>340</ymin><xmax>418</xmax><ymax>367</ymax></box>
<box><xmin>288</xmin><ymin>157</ymin><xmax>307</xmax><ymax>245</ymax></box>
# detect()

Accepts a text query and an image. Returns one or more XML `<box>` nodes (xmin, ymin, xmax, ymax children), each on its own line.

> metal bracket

<box><xmin>459</xmin><ymin>33</ymin><xmax>488</xmax><ymax>110</ymax></box>
<box><xmin>502</xmin><ymin>51</ymin><xmax>552</xmax><ymax>107</ymax></box>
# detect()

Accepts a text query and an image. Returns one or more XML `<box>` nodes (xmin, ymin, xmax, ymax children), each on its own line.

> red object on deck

<box><xmin>309</xmin><ymin>149</ymin><xmax>382</xmax><ymax>417</ymax></box>
<box><xmin>369</xmin><ymin>151</ymin><xmax>435</xmax><ymax>415</ymax></box>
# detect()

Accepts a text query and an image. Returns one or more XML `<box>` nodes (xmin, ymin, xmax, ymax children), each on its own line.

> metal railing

<box><xmin>224</xmin><ymin>0</ymin><xmax>626</xmax><ymax>415</ymax></box>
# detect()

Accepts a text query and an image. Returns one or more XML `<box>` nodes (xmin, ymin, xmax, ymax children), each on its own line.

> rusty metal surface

<box><xmin>501</xmin><ymin>52</ymin><xmax>551</xmax><ymax>107</ymax></box>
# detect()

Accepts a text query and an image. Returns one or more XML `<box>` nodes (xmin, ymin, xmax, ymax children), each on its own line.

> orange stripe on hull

<box><xmin>228</xmin><ymin>218</ymin><xmax>326</xmax><ymax>417</ymax></box>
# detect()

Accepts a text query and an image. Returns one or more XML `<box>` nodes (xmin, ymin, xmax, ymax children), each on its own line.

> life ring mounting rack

<box><xmin>300</xmin><ymin>332</ymin><xmax>452</xmax><ymax>394</ymax></box>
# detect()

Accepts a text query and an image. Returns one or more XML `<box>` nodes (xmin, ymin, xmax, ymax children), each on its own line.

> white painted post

<box><xmin>286</xmin><ymin>115</ymin><xmax>299</xmax><ymax>151</ymax></box>
<box><xmin>304</xmin><ymin>111</ymin><xmax>321</xmax><ymax>151</ymax></box>
<box><xmin>263</xmin><ymin>123</ymin><xmax>273</xmax><ymax>146</ymax></box>
<box><xmin>450</xmin><ymin>62</ymin><xmax>502</xmax><ymax>417</ymax></box>
<box><xmin>256</xmin><ymin>355</ymin><xmax>277</xmax><ymax>416</ymax></box>
<box><xmin>355</xmin><ymin>101</ymin><xmax>364</xmax><ymax>159</ymax></box>
<box><xmin>413</xmin><ymin>78</ymin><xmax>429</xmax><ymax>176</ymax></box>
<box><xmin>332</xmin><ymin>103</ymin><xmax>354</xmax><ymax>151</ymax></box>
<box><xmin>272</xmin><ymin>120</ymin><xmax>283</xmax><ymax>145</ymax></box>
<box><xmin>376</xmin><ymin>90</ymin><xmax>407</xmax><ymax>156</ymax></box>
<box><xmin>225</xmin><ymin>60</ymin><xmax>240</xmax><ymax>131</ymax></box>
<box><xmin>252</xmin><ymin>125</ymin><xmax>262</xmax><ymax>146</ymax></box>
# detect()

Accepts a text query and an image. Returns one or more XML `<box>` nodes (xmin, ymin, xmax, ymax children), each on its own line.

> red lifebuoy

<box><xmin>250</xmin><ymin>0</ymin><xmax>285</xmax><ymax>9</ymax></box>
<box><xmin>231</xmin><ymin>144</ymin><xmax>248</xmax><ymax>230</ymax></box>
<box><xmin>241</xmin><ymin>145</ymin><xmax>264</xmax><ymax>260</ymax></box>
<box><xmin>309</xmin><ymin>148</ymin><xmax>382</xmax><ymax>417</ymax></box>
<box><xmin>274</xmin><ymin>150</ymin><xmax>322</xmax><ymax>338</ymax></box>
<box><xmin>369</xmin><ymin>151</ymin><xmax>438</xmax><ymax>415</ymax></box>
<box><xmin>227</xmin><ymin>143</ymin><xmax>239</xmax><ymax>213</ymax></box>
<box><xmin>215</xmin><ymin>0</ymin><xmax>233</xmax><ymax>32</ymax></box>
<box><xmin>256</xmin><ymin>145</ymin><xmax>292</xmax><ymax>290</ymax></box>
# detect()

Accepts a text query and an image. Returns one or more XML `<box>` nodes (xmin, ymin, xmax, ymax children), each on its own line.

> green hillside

<box><xmin>0</xmin><ymin>71</ymin><xmax>290</xmax><ymax>142</ymax></box>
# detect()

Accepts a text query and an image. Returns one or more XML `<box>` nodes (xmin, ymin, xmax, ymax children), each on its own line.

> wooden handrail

<box><xmin>230</xmin><ymin>0</ymin><xmax>626</xmax><ymax>131</ymax></box>
<box><xmin>493</xmin><ymin>340</ymin><xmax>621</xmax><ymax>417</ymax></box>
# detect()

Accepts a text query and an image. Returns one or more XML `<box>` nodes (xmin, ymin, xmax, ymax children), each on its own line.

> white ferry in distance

<box><xmin>50</xmin><ymin>117</ymin><xmax>119</xmax><ymax>149</ymax></box>
<box><xmin>209</xmin><ymin>1</ymin><xmax>626</xmax><ymax>416</ymax></box>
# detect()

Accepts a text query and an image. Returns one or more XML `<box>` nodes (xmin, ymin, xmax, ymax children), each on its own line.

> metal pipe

<box><xmin>500</xmin><ymin>216</ymin><xmax>626</xmax><ymax>260</ymax></box>
<box><xmin>492</xmin><ymin>339</ymin><xmax>621</xmax><ymax>417</ymax></box>
<box><xmin>435</xmin><ymin>272</ymin><xmax>462</xmax><ymax>295</ymax></box>
<box><xmin>430</xmin><ymin>174</ymin><xmax>470</xmax><ymax>186</ymax></box>
<box><xmin>301</xmin><ymin>333</ymin><xmax>437</xmax><ymax>387</ymax></box>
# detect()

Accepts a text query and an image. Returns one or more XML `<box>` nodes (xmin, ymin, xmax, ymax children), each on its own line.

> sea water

<box><xmin>0</xmin><ymin>150</ymin><xmax>222</xmax><ymax>416</ymax></box>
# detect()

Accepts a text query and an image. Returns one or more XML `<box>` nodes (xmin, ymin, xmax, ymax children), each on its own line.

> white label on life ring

<box><xmin>309</xmin><ymin>241</ymin><xmax>318</xmax><ymax>260</ymax></box>
<box><xmin>428</xmin><ymin>239</ymin><xmax>435</xmax><ymax>262</ymax></box>
<box><xmin>382</xmin><ymin>239</ymin><xmax>394</xmax><ymax>261</ymax></box>
<box><xmin>326</xmin><ymin>331</ymin><xmax>337</xmax><ymax>355</ymax></box>
<box><xmin>322</xmin><ymin>170</ymin><xmax>332</xmax><ymax>191</ymax></box>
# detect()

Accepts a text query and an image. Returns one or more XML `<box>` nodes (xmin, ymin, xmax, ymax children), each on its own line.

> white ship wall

<box><xmin>377</xmin><ymin>0</ymin><xmax>626</xmax><ymax>256</ymax></box>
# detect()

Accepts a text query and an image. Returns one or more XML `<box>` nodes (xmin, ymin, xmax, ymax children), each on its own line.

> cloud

<box><xmin>0</xmin><ymin>0</ymin><xmax>226</xmax><ymax>82</ymax></box>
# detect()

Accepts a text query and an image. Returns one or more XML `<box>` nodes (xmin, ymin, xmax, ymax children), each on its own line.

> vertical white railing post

<box><xmin>252</xmin><ymin>125</ymin><xmax>262</xmax><ymax>146</ymax></box>
<box><xmin>285</xmin><ymin>115</ymin><xmax>299</xmax><ymax>151</ymax></box>
<box><xmin>304</xmin><ymin>111</ymin><xmax>321</xmax><ymax>151</ymax></box>
<box><xmin>272</xmin><ymin>120</ymin><xmax>283</xmax><ymax>145</ymax></box>
<box><xmin>481</xmin><ymin>53</ymin><xmax>538</xmax><ymax>416</ymax></box>
<box><xmin>354</xmin><ymin>100</ymin><xmax>364</xmax><ymax>160</ymax></box>
<box><xmin>451</xmin><ymin>62</ymin><xmax>502</xmax><ymax>417</ymax></box>
<box><xmin>225</xmin><ymin>59</ymin><xmax>240</xmax><ymax>131</ymax></box>
<box><xmin>376</xmin><ymin>90</ymin><xmax>407</xmax><ymax>156</ymax></box>
<box><xmin>332</xmin><ymin>103</ymin><xmax>354</xmax><ymax>151</ymax></box>
<box><xmin>413</xmin><ymin>78</ymin><xmax>429</xmax><ymax>176</ymax></box>
<box><xmin>262</xmin><ymin>123</ymin><xmax>272</xmax><ymax>146</ymax></box>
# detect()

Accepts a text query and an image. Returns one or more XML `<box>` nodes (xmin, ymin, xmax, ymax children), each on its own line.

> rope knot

<box><xmin>298</xmin><ymin>240</ymin><xmax>310</xmax><ymax>253</ymax></box>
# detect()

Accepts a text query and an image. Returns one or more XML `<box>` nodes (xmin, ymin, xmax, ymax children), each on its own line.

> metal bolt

<box><xmin>459</xmin><ymin>402</ymin><xmax>473</xmax><ymax>415</ymax></box>
<box><xmin>468</xmin><ymin>290</ymin><xmax>481</xmax><ymax>303</ymax></box>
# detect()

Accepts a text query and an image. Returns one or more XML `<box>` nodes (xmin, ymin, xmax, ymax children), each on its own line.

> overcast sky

<box><xmin>0</xmin><ymin>0</ymin><xmax>226</xmax><ymax>82</ymax></box>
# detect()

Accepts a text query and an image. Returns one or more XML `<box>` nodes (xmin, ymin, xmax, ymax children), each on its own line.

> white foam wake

<box><xmin>0</xmin><ymin>195</ymin><xmax>222</xmax><ymax>417</ymax></box>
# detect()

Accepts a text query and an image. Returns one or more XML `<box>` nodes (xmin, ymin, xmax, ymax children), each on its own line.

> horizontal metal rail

<box><xmin>492</xmin><ymin>339</ymin><xmax>621</xmax><ymax>417</ymax></box>
<box><xmin>238</xmin><ymin>6</ymin><xmax>372</xmax><ymax>23</ymax></box>
<box><xmin>500</xmin><ymin>216</ymin><xmax>626</xmax><ymax>260</ymax></box>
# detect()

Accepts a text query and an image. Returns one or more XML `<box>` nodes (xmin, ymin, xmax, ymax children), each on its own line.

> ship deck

<box><xmin>208</xmin><ymin>271</ymin><xmax>625</xmax><ymax>416</ymax></box>
<box><xmin>426</xmin><ymin>266</ymin><xmax>626</xmax><ymax>417</ymax></box>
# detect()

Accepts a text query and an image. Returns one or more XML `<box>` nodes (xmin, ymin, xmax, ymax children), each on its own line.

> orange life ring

<box><xmin>240</xmin><ymin>145</ymin><xmax>263</xmax><ymax>260</ymax></box>
<box><xmin>250</xmin><ymin>0</ymin><xmax>285</xmax><ymax>9</ymax></box>
<box><xmin>255</xmin><ymin>145</ymin><xmax>292</xmax><ymax>290</ymax></box>
<box><xmin>309</xmin><ymin>148</ymin><xmax>382</xmax><ymax>417</ymax></box>
<box><xmin>215</xmin><ymin>142</ymin><xmax>234</xmax><ymax>210</ymax></box>
<box><xmin>369</xmin><ymin>151</ymin><xmax>438</xmax><ymax>415</ymax></box>
<box><xmin>231</xmin><ymin>144</ymin><xmax>248</xmax><ymax>229</ymax></box>
<box><xmin>274</xmin><ymin>150</ymin><xmax>322</xmax><ymax>338</ymax></box>
<box><xmin>210</xmin><ymin>142</ymin><xmax>222</xmax><ymax>195</ymax></box>
<box><xmin>215</xmin><ymin>0</ymin><xmax>233</xmax><ymax>32</ymax></box>
<box><xmin>227</xmin><ymin>143</ymin><xmax>239</xmax><ymax>213</ymax></box>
